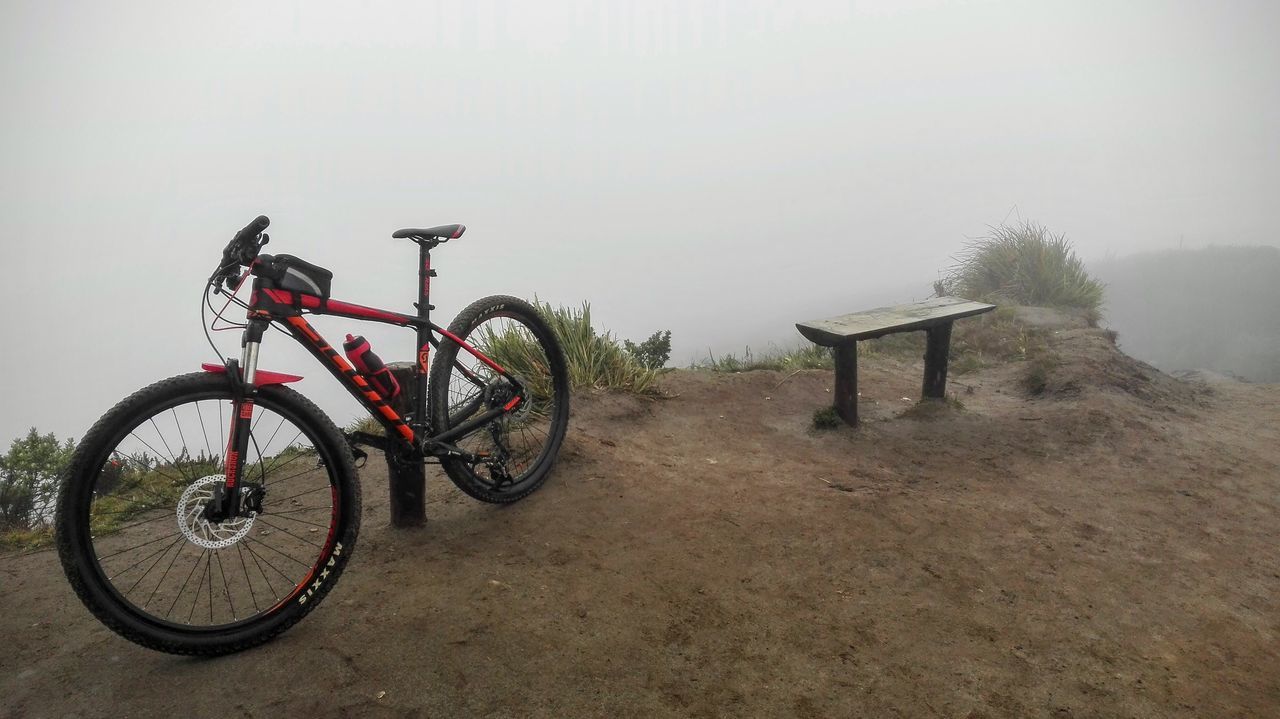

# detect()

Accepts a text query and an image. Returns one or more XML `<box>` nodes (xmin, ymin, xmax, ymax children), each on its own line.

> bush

<box><xmin>1023</xmin><ymin>352</ymin><xmax>1061</xmax><ymax>395</ymax></box>
<box><xmin>624</xmin><ymin>330</ymin><xmax>673</xmax><ymax>370</ymax></box>
<box><xmin>943</xmin><ymin>221</ymin><xmax>1105</xmax><ymax>324</ymax></box>
<box><xmin>0</xmin><ymin>428</ymin><xmax>74</xmax><ymax>533</ymax></box>
<box><xmin>812</xmin><ymin>406</ymin><xmax>841</xmax><ymax>430</ymax></box>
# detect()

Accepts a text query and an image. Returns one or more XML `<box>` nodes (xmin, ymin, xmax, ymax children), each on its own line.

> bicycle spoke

<box><xmin>255</xmin><ymin>519</ymin><xmax>323</xmax><ymax>548</ymax></box>
<box><xmin>243</xmin><ymin>539</ymin><xmax>298</xmax><ymax>582</ymax></box>
<box><xmin>166</xmin><ymin>549</ymin><xmax>207</xmax><ymax>620</ymax></box>
<box><xmin>170</xmin><ymin>409</ymin><xmax>189</xmax><ymax>462</ymax></box>
<box><xmin>215</xmin><ymin>550</ymin><xmax>236</xmax><ymax>621</ymax></box>
<box><xmin>148</xmin><ymin>418</ymin><xmax>195</xmax><ymax>484</ymax></box>
<box><xmin>245</xmin><ymin>535</ymin><xmax>313</xmax><ymax>569</ymax></box>
<box><xmin>236</xmin><ymin>543</ymin><xmax>261</xmax><ymax>614</ymax></box>
<box><xmin>269</xmin><ymin>485</ymin><xmax>332</xmax><ymax>505</ymax></box>
<box><xmin>113</xmin><ymin>535</ymin><xmax>186</xmax><ymax>585</ymax></box>
<box><xmin>264</xmin><ymin>504</ymin><xmax>332</xmax><ymax>514</ymax></box>
<box><xmin>69</xmin><ymin>376</ymin><xmax>347</xmax><ymax>647</ymax></box>
<box><xmin>143</xmin><ymin>538</ymin><xmax>191</xmax><ymax>610</ymax></box>
<box><xmin>263</xmin><ymin>510</ymin><xmax>331</xmax><ymax>527</ymax></box>
<box><xmin>97</xmin><ymin>531</ymin><xmax>183</xmax><ymax>562</ymax></box>
<box><xmin>188</xmin><ymin>551</ymin><xmax>211</xmax><ymax>624</ymax></box>
<box><xmin>93</xmin><ymin>507</ymin><xmax>177</xmax><ymax>534</ymax></box>
<box><xmin>264</xmin><ymin>463</ymin><xmax>323</xmax><ymax>488</ymax></box>
<box><xmin>196</xmin><ymin>400</ymin><xmax>216</xmax><ymax>465</ymax></box>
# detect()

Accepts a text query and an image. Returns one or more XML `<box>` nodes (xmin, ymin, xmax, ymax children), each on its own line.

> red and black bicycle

<box><xmin>55</xmin><ymin>216</ymin><xmax>570</xmax><ymax>655</ymax></box>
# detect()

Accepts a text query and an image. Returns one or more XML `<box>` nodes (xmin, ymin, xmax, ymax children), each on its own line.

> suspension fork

<box><xmin>220</xmin><ymin>316</ymin><xmax>269</xmax><ymax>518</ymax></box>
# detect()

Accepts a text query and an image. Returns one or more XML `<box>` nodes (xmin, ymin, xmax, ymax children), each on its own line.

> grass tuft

<box><xmin>812</xmin><ymin>406</ymin><xmax>841</xmax><ymax>430</ymax></box>
<box><xmin>698</xmin><ymin>344</ymin><xmax>835</xmax><ymax>372</ymax></box>
<box><xmin>0</xmin><ymin>526</ymin><xmax>53</xmax><ymax>550</ymax></box>
<box><xmin>942</xmin><ymin>221</ymin><xmax>1105</xmax><ymax>324</ymax></box>
<box><xmin>1023</xmin><ymin>352</ymin><xmax>1061</xmax><ymax>396</ymax></box>
<box><xmin>487</xmin><ymin>301</ymin><xmax>662</xmax><ymax>395</ymax></box>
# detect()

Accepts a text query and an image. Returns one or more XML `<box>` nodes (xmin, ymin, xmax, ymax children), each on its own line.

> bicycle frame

<box><xmin>212</xmin><ymin>241</ymin><xmax>523</xmax><ymax>512</ymax></box>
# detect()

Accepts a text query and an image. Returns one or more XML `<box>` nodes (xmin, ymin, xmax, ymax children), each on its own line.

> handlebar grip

<box><xmin>233</xmin><ymin>215</ymin><xmax>270</xmax><ymax>245</ymax></box>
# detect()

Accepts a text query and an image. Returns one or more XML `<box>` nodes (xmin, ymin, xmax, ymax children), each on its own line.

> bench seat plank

<box><xmin>796</xmin><ymin>296</ymin><xmax>995</xmax><ymax>346</ymax></box>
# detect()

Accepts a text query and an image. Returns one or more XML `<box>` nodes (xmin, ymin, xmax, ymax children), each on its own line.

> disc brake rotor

<box><xmin>175</xmin><ymin>475</ymin><xmax>256</xmax><ymax>550</ymax></box>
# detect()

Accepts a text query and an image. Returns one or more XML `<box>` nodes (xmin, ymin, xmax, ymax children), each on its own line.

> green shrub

<box><xmin>624</xmin><ymin>330</ymin><xmax>673</xmax><ymax>370</ymax></box>
<box><xmin>0</xmin><ymin>428</ymin><xmax>74</xmax><ymax>533</ymax></box>
<box><xmin>943</xmin><ymin>221</ymin><xmax>1105</xmax><ymax>324</ymax></box>
<box><xmin>1023</xmin><ymin>352</ymin><xmax>1061</xmax><ymax>396</ymax></box>
<box><xmin>812</xmin><ymin>406</ymin><xmax>841</xmax><ymax>430</ymax></box>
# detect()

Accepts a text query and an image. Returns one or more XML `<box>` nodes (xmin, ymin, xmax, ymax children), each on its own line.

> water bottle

<box><xmin>342</xmin><ymin>334</ymin><xmax>401</xmax><ymax>400</ymax></box>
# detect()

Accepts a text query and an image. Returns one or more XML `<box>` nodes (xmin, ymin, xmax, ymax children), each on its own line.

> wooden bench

<box><xmin>796</xmin><ymin>296</ymin><xmax>996</xmax><ymax>425</ymax></box>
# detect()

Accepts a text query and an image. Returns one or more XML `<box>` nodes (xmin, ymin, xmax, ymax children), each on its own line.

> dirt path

<box><xmin>3</xmin><ymin>348</ymin><xmax>1278</xmax><ymax>717</ymax></box>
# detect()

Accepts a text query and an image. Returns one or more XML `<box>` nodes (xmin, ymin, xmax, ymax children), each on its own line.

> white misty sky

<box><xmin>1</xmin><ymin>0</ymin><xmax>1277</xmax><ymax>447</ymax></box>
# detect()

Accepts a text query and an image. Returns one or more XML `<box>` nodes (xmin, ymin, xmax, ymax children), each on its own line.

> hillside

<box><xmin>1091</xmin><ymin>245</ymin><xmax>1280</xmax><ymax>382</ymax></box>
<box><xmin>3</xmin><ymin>321</ymin><xmax>1279</xmax><ymax>717</ymax></box>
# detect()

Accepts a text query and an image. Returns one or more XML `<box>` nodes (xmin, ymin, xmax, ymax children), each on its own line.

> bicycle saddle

<box><xmin>392</xmin><ymin>224</ymin><xmax>466</xmax><ymax>241</ymax></box>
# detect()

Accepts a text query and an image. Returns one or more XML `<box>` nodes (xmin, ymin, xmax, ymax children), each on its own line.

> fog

<box><xmin>1092</xmin><ymin>246</ymin><xmax>1280</xmax><ymax>383</ymax></box>
<box><xmin>2</xmin><ymin>0</ymin><xmax>1278</xmax><ymax>448</ymax></box>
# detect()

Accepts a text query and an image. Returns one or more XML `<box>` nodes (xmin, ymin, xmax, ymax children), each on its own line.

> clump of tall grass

<box><xmin>697</xmin><ymin>335</ymin><xmax>932</xmax><ymax>373</ymax></box>
<box><xmin>484</xmin><ymin>301</ymin><xmax>662</xmax><ymax>395</ymax></box>
<box><xmin>698</xmin><ymin>344</ymin><xmax>835</xmax><ymax>372</ymax></box>
<box><xmin>0</xmin><ymin>525</ymin><xmax>52</xmax><ymax>550</ymax></box>
<box><xmin>942</xmin><ymin>221</ymin><xmax>1105</xmax><ymax>324</ymax></box>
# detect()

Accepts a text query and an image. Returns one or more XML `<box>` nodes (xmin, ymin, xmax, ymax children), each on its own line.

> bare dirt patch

<box><xmin>3</xmin><ymin>335</ymin><xmax>1278</xmax><ymax>717</ymax></box>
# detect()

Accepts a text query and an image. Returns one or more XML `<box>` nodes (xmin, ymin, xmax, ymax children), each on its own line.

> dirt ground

<box><xmin>3</xmin><ymin>328</ymin><xmax>1278</xmax><ymax>718</ymax></box>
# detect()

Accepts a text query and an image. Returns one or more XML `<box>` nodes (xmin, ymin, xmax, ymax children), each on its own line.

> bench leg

<box><xmin>922</xmin><ymin>321</ymin><xmax>953</xmax><ymax>400</ymax></box>
<box><xmin>833</xmin><ymin>343</ymin><xmax>858</xmax><ymax>425</ymax></box>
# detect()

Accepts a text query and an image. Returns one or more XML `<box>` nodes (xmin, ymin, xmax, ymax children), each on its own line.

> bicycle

<box><xmin>54</xmin><ymin>216</ymin><xmax>570</xmax><ymax>655</ymax></box>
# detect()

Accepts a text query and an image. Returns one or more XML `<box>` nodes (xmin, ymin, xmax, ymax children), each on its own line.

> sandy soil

<box><xmin>3</xmin><ymin>328</ymin><xmax>1278</xmax><ymax>718</ymax></box>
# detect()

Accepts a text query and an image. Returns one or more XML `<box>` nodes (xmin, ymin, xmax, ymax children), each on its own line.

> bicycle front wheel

<box><xmin>429</xmin><ymin>295</ymin><xmax>570</xmax><ymax>503</ymax></box>
<box><xmin>55</xmin><ymin>372</ymin><xmax>361</xmax><ymax>655</ymax></box>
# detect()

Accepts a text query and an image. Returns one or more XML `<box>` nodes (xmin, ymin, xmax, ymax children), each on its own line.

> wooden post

<box><xmin>386</xmin><ymin>362</ymin><xmax>425</xmax><ymax>527</ymax></box>
<box><xmin>921</xmin><ymin>321</ymin><xmax>953</xmax><ymax>400</ymax></box>
<box><xmin>833</xmin><ymin>343</ymin><xmax>859</xmax><ymax>425</ymax></box>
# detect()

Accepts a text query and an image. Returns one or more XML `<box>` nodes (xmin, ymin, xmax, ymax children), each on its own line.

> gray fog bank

<box><xmin>2</xmin><ymin>1</ymin><xmax>1278</xmax><ymax>447</ymax></box>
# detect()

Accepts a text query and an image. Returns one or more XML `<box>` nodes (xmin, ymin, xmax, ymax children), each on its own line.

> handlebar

<box><xmin>215</xmin><ymin>215</ymin><xmax>271</xmax><ymax>289</ymax></box>
<box><xmin>233</xmin><ymin>215</ymin><xmax>270</xmax><ymax>251</ymax></box>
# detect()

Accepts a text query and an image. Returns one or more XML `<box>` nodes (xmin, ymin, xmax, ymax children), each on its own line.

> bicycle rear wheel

<box><xmin>55</xmin><ymin>372</ymin><xmax>360</xmax><ymax>655</ymax></box>
<box><xmin>429</xmin><ymin>295</ymin><xmax>570</xmax><ymax>503</ymax></box>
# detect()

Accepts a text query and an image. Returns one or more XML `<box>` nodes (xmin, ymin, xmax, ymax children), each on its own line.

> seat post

<box><xmin>414</xmin><ymin>240</ymin><xmax>433</xmax><ymax>431</ymax></box>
